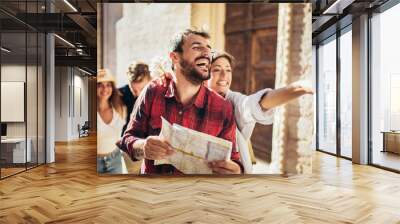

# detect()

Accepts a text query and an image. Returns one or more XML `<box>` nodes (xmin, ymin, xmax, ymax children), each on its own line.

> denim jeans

<box><xmin>97</xmin><ymin>148</ymin><xmax>123</xmax><ymax>174</ymax></box>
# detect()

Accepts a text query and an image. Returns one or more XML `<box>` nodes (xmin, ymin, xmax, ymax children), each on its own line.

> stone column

<box><xmin>271</xmin><ymin>3</ymin><xmax>313</xmax><ymax>174</ymax></box>
<box><xmin>191</xmin><ymin>3</ymin><xmax>225</xmax><ymax>51</ymax></box>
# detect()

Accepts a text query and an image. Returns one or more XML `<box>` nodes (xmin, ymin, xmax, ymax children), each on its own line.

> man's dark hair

<box><xmin>170</xmin><ymin>28</ymin><xmax>211</xmax><ymax>53</ymax></box>
<box><xmin>211</xmin><ymin>51</ymin><xmax>236</xmax><ymax>70</ymax></box>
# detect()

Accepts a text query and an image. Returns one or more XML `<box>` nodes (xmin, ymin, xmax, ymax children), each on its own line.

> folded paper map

<box><xmin>154</xmin><ymin>117</ymin><xmax>232</xmax><ymax>174</ymax></box>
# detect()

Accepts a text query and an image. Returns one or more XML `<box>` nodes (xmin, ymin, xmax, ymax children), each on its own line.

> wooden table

<box><xmin>381</xmin><ymin>131</ymin><xmax>400</xmax><ymax>154</ymax></box>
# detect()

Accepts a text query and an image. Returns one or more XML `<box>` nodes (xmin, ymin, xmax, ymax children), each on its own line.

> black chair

<box><xmin>78</xmin><ymin>121</ymin><xmax>90</xmax><ymax>138</ymax></box>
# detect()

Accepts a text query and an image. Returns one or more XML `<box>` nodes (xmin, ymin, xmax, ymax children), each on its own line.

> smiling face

<box><xmin>171</xmin><ymin>33</ymin><xmax>212</xmax><ymax>85</ymax></box>
<box><xmin>97</xmin><ymin>81</ymin><xmax>113</xmax><ymax>101</ymax></box>
<box><xmin>209</xmin><ymin>57</ymin><xmax>232</xmax><ymax>96</ymax></box>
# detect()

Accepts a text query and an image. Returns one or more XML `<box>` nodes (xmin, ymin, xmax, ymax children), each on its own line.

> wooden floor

<box><xmin>372</xmin><ymin>150</ymin><xmax>400</xmax><ymax>171</ymax></box>
<box><xmin>1</xmin><ymin>163</ymin><xmax>46</xmax><ymax>178</ymax></box>
<box><xmin>1</xmin><ymin>135</ymin><xmax>400</xmax><ymax>223</ymax></box>
<box><xmin>1</xmin><ymin>167</ymin><xmax>26</xmax><ymax>178</ymax></box>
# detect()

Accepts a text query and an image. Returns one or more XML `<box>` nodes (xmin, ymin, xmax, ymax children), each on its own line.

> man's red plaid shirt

<box><xmin>117</xmin><ymin>78</ymin><xmax>241</xmax><ymax>174</ymax></box>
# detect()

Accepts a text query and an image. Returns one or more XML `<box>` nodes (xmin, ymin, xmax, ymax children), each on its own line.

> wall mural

<box><xmin>98</xmin><ymin>3</ymin><xmax>314</xmax><ymax>175</ymax></box>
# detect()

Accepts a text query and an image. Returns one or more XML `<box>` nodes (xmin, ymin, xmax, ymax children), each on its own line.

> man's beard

<box><xmin>179</xmin><ymin>57</ymin><xmax>210</xmax><ymax>85</ymax></box>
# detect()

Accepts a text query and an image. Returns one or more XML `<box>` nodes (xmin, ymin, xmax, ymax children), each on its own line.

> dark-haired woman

<box><xmin>97</xmin><ymin>69</ymin><xmax>127</xmax><ymax>174</ymax></box>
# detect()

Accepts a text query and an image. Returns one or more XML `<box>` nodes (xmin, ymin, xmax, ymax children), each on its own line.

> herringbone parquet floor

<box><xmin>1</xmin><ymin>134</ymin><xmax>400</xmax><ymax>223</ymax></box>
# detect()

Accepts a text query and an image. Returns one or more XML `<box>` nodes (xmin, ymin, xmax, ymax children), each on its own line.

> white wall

<box><xmin>54</xmin><ymin>67</ymin><xmax>89</xmax><ymax>141</ymax></box>
<box><xmin>103</xmin><ymin>3</ymin><xmax>123</xmax><ymax>79</ymax></box>
<box><xmin>55</xmin><ymin>66</ymin><xmax>68</xmax><ymax>141</ymax></box>
<box><xmin>71</xmin><ymin>74</ymin><xmax>89</xmax><ymax>138</ymax></box>
<box><xmin>114</xmin><ymin>3</ymin><xmax>191</xmax><ymax>87</ymax></box>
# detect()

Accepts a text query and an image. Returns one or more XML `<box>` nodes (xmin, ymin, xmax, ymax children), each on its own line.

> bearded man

<box><xmin>117</xmin><ymin>29</ymin><xmax>242</xmax><ymax>174</ymax></box>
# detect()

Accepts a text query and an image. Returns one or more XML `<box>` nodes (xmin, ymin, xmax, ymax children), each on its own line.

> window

<box><xmin>371</xmin><ymin>2</ymin><xmax>400</xmax><ymax>171</ymax></box>
<box><xmin>317</xmin><ymin>36</ymin><xmax>337</xmax><ymax>154</ymax></box>
<box><xmin>339</xmin><ymin>28</ymin><xmax>352</xmax><ymax>158</ymax></box>
<box><xmin>0</xmin><ymin>1</ymin><xmax>47</xmax><ymax>179</ymax></box>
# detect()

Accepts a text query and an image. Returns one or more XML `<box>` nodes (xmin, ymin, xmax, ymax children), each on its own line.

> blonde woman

<box><xmin>208</xmin><ymin>51</ymin><xmax>313</xmax><ymax>173</ymax></box>
<box><xmin>97</xmin><ymin>69</ymin><xmax>127</xmax><ymax>174</ymax></box>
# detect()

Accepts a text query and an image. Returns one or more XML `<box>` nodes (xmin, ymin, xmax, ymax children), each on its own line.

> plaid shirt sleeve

<box><xmin>116</xmin><ymin>85</ymin><xmax>152</xmax><ymax>161</ymax></box>
<box><xmin>220</xmin><ymin>101</ymin><xmax>244</xmax><ymax>173</ymax></box>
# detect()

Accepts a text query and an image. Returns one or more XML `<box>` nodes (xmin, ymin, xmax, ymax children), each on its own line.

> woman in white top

<box><xmin>208</xmin><ymin>51</ymin><xmax>313</xmax><ymax>173</ymax></box>
<box><xmin>97</xmin><ymin>69</ymin><xmax>127</xmax><ymax>174</ymax></box>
